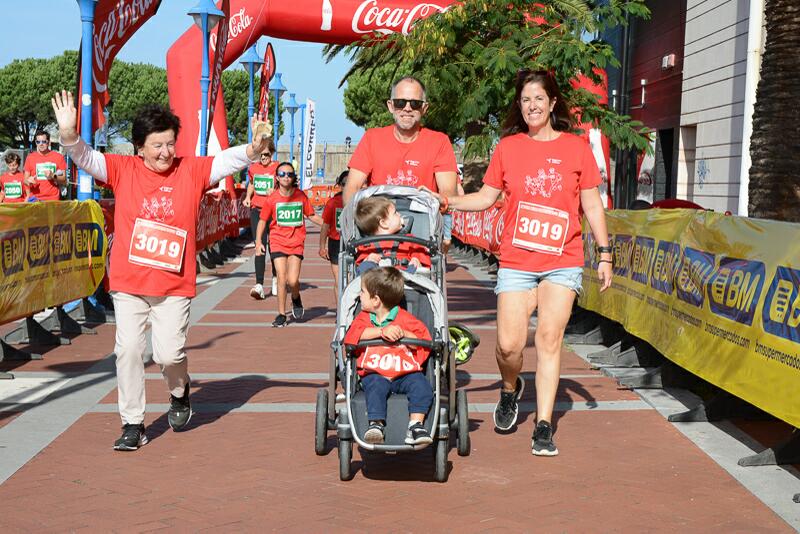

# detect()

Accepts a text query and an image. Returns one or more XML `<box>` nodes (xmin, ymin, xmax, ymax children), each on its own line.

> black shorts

<box><xmin>327</xmin><ymin>238</ymin><xmax>340</xmax><ymax>264</ymax></box>
<box><xmin>270</xmin><ymin>251</ymin><xmax>304</xmax><ymax>261</ymax></box>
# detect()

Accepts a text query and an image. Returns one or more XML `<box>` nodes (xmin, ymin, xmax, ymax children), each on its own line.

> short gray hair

<box><xmin>390</xmin><ymin>76</ymin><xmax>427</xmax><ymax>100</ymax></box>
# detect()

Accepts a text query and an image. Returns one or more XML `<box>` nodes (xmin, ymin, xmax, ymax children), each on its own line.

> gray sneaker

<box><xmin>493</xmin><ymin>375</ymin><xmax>525</xmax><ymax>431</ymax></box>
<box><xmin>532</xmin><ymin>420</ymin><xmax>558</xmax><ymax>456</ymax></box>
<box><xmin>168</xmin><ymin>383</ymin><xmax>192</xmax><ymax>431</ymax></box>
<box><xmin>113</xmin><ymin>423</ymin><xmax>148</xmax><ymax>451</ymax></box>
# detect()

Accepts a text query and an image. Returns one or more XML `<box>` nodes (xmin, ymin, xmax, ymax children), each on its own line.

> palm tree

<box><xmin>747</xmin><ymin>0</ymin><xmax>800</xmax><ymax>221</ymax></box>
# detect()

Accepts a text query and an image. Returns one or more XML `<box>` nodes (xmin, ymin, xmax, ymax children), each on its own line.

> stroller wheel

<box><xmin>315</xmin><ymin>389</ymin><xmax>329</xmax><ymax>455</ymax></box>
<box><xmin>339</xmin><ymin>439</ymin><xmax>353</xmax><ymax>481</ymax></box>
<box><xmin>456</xmin><ymin>389</ymin><xmax>471</xmax><ymax>456</ymax></box>
<box><xmin>434</xmin><ymin>438</ymin><xmax>449</xmax><ymax>483</ymax></box>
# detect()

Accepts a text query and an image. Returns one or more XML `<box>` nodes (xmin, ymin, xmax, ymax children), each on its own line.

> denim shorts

<box><xmin>442</xmin><ymin>213</ymin><xmax>453</xmax><ymax>242</ymax></box>
<box><xmin>494</xmin><ymin>266</ymin><xmax>583</xmax><ymax>295</ymax></box>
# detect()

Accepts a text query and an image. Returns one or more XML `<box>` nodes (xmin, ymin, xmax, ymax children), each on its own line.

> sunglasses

<box><xmin>260</xmin><ymin>153</ymin><xmax>271</xmax><ymax>158</ymax></box>
<box><xmin>277</xmin><ymin>171</ymin><xmax>297</xmax><ymax>178</ymax></box>
<box><xmin>391</xmin><ymin>98</ymin><xmax>425</xmax><ymax>111</ymax></box>
<box><xmin>35</xmin><ymin>140</ymin><xmax>49</xmax><ymax>145</ymax></box>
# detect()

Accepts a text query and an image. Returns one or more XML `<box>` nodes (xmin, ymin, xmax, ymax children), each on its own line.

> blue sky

<box><xmin>1</xmin><ymin>1</ymin><xmax>364</xmax><ymax>144</ymax></box>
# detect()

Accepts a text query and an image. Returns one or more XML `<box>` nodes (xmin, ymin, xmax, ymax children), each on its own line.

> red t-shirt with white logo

<box><xmin>1</xmin><ymin>172</ymin><xmax>27</xmax><ymax>203</ymax></box>
<box><xmin>322</xmin><ymin>193</ymin><xmax>344</xmax><ymax>241</ymax></box>
<box><xmin>104</xmin><ymin>154</ymin><xmax>213</xmax><ymax>297</ymax></box>
<box><xmin>483</xmin><ymin>132</ymin><xmax>601</xmax><ymax>272</ymax></box>
<box><xmin>348</xmin><ymin>126</ymin><xmax>457</xmax><ymax>191</ymax></box>
<box><xmin>343</xmin><ymin>308</ymin><xmax>431</xmax><ymax>379</ymax></box>
<box><xmin>247</xmin><ymin>160</ymin><xmax>279</xmax><ymax>209</ymax></box>
<box><xmin>259</xmin><ymin>188</ymin><xmax>314</xmax><ymax>255</ymax></box>
<box><xmin>24</xmin><ymin>151</ymin><xmax>67</xmax><ymax>201</ymax></box>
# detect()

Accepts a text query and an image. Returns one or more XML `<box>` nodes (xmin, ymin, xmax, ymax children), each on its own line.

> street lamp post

<box><xmin>76</xmin><ymin>0</ymin><xmax>98</xmax><ymax>201</ymax></box>
<box><xmin>285</xmin><ymin>93</ymin><xmax>299</xmax><ymax>163</ymax></box>
<box><xmin>239</xmin><ymin>45</ymin><xmax>264</xmax><ymax>144</ymax></box>
<box><xmin>298</xmin><ymin>102</ymin><xmax>306</xmax><ymax>188</ymax></box>
<box><xmin>269</xmin><ymin>73</ymin><xmax>287</xmax><ymax>161</ymax></box>
<box><xmin>188</xmin><ymin>0</ymin><xmax>224</xmax><ymax>156</ymax></box>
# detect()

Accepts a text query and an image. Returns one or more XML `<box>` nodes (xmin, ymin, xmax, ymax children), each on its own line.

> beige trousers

<box><xmin>112</xmin><ymin>292</ymin><xmax>191</xmax><ymax>425</ymax></box>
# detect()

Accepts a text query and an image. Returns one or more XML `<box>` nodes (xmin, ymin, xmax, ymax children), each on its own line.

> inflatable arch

<box><xmin>166</xmin><ymin>0</ymin><xmax>612</xmax><ymax>205</ymax></box>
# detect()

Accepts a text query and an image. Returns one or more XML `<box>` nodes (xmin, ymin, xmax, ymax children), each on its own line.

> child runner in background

<box><xmin>343</xmin><ymin>267</ymin><xmax>433</xmax><ymax>445</ymax></box>
<box><xmin>0</xmin><ymin>153</ymin><xmax>27</xmax><ymax>203</ymax></box>
<box><xmin>255</xmin><ymin>162</ymin><xmax>323</xmax><ymax>327</ymax></box>
<box><xmin>319</xmin><ymin>170</ymin><xmax>348</xmax><ymax>300</ymax></box>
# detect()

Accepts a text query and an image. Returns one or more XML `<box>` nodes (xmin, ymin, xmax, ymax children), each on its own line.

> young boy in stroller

<box><xmin>342</xmin><ymin>267</ymin><xmax>434</xmax><ymax>445</ymax></box>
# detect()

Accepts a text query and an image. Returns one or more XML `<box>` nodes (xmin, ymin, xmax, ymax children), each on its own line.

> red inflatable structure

<box><xmin>166</xmin><ymin>0</ymin><xmax>612</xmax><ymax>204</ymax></box>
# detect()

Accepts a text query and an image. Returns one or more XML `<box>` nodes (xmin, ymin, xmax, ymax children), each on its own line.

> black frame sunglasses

<box><xmin>390</xmin><ymin>98</ymin><xmax>426</xmax><ymax>111</ymax></box>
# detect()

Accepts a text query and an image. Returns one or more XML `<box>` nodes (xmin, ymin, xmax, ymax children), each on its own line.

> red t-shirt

<box><xmin>259</xmin><ymin>188</ymin><xmax>314</xmax><ymax>255</ymax></box>
<box><xmin>104</xmin><ymin>154</ymin><xmax>213</xmax><ymax>297</ymax></box>
<box><xmin>355</xmin><ymin>236</ymin><xmax>431</xmax><ymax>269</ymax></box>
<box><xmin>24</xmin><ymin>151</ymin><xmax>66</xmax><ymax>201</ymax></box>
<box><xmin>343</xmin><ymin>308</ymin><xmax>431</xmax><ymax>379</ymax></box>
<box><xmin>1</xmin><ymin>172</ymin><xmax>27</xmax><ymax>203</ymax></box>
<box><xmin>348</xmin><ymin>126</ymin><xmax>457</xmax><ymax>191</ymax></box>
<box><xmin>248</xmin><ymin>160</ymin><xmax>279</xmax><ymax>209</ymax></box>
<box><xmin>322</xmin><ymin>193</ymin><xmax>344</xmax><ymax>241</ymax></box>
<box><xmin>483</xmin><ymin>132</ymin><xmax>602</xmax><ymax>272</ymax></box>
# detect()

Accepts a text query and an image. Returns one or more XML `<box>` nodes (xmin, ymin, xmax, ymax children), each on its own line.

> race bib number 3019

<box><xmin>512</xmin><ymin>201</ymin><xmax>569</xmax><ymax>255</ymax></box>
<box><xmin>253</xmin><ymin>174</ymin><xmax>273</xmax><ymax>195</ymax></box>
<box><xmin>276</xmin><ymin>202</ymin><xmax>303</xmax><ymax>227</ymax></box>
<box><xmin>128</xmin><ymin>218</ymin><xmax>187</xmax><ymax>272</ymax></box>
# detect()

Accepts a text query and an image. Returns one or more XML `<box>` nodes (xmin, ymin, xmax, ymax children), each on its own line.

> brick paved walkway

<box><xmin>0</xmin><ymin>228</ymin><xmax>795</xmax><ymax>532</ymax></box>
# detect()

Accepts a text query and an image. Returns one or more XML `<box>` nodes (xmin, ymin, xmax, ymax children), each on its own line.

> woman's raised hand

<box><xmin>51</xmin><ymin>91</ymin><xmax>79</xmax><ymax>145</ymax></box>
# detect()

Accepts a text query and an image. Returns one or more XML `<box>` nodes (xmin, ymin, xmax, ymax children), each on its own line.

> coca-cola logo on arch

<box><xmin>210</xmin><ymin>7</ymin><xmax>253</xmax><ymax>52</ymax></box>
<box><xmin>352</xmin><ymin>0</ymin><xmax>450</xmax><ymax>35</ymax></box>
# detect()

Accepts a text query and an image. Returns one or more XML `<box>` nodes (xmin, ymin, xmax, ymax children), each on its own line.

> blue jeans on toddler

<box><xmin>361</xmin><ymin>372</ymin><xmax>433</xmax><ymax>421</ymax></box>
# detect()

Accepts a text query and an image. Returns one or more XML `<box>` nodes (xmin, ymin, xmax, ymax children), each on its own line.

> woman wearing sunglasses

<box><xmin>255</xmin><ymin>162</ymin><xmax>324</xmax><ymax>327</ymax></box>
<box><xmin>243</xmin><ymin>141</ymin><xmax>279</xmax><ymax>300</ymax></box>
<box><xmin>427</xmin><ymin>70</ymin><xmax>613</xmax><ymax>457</ymax></box>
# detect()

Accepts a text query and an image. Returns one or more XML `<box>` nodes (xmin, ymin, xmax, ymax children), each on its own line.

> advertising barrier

<box><xmin>451</xmin><ymin>201</ymin><xmax>504</xmax><ymax>255</ymax></box>
<box><xmin>0</xmin><ymin>201</ymin><xmax>107</xmax><ymax>325</ymax></box>
<box><xmin>579</xmin><ymin>209</ymin><xmax>800</xmax><ymax>428</ymax></box>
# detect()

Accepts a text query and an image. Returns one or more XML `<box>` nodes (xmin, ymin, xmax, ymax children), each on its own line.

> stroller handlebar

<box><xmin>344</xmin><ymin>234</ymin><xmax>438</xmax><ymax>255</ymax></box>
<box><xmin>345</xmin><ymin>338</ymin><xmax>443</xmax><ymax>355</ymax></box>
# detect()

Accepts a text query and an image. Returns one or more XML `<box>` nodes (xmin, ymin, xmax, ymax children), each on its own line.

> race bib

<box><xmin>512</xmin><ymin>201</ymin><xmax>569</xmax><ymax>255</ymax></box>
<box><xmin>276</xmin><ymin>201</ymin><xmax>303</xmax><ymax>227</ymax></box>
<box><xmin>334</xmin><ymin>207</ymin><xmax>343</xmax><ymax>231</ymax></box>
<box><xmin>3</xmin><ymin>182</ymin><xmax>22</xmax><ymax>199</ymax></box>
<box><xmin>128</xmin><ymin>218</ymin><xmax>187</xmax><ymax>272</ymax></box>
<box><xmin>358</xmin><ymin>345</ymin><xmax>422</xmax><ymax>379</ymax></box>
<box><xmin>253</xmin><ymin>174</ymin><xmax>273</xmax><ymax>196</ymax></box>
<box><xmin>36</xmin><ymin>162</ymin><xmax>57</xmax><ymax>180</ymax></box>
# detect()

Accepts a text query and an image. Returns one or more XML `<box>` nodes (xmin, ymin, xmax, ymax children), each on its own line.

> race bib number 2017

<box><xmin>512</xmin><ymin>201</ymin><xmax>569</xmax><ymax>255</ymax></box>
<box><xmin>128</xmin><ymin>218</ymin><xmax>187</xmax><ymax>272</ymax></box>
<box><xmin>276</xmin><ymin>202</ymin><xmax>303</xmax><ymax>227</ymax></box>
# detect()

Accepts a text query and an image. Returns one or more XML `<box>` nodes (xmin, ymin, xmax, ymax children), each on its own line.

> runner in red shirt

<box><xmin>52</xmin><ymin>90</ymin><xmax>272</xmax><ymax>451</ymax></box>
<box><xmin>319</xmin><ymin>170</ymin><xmax>348</xmax><ymax>300</ymax></box>
<box><xmin>0</xmin><ymin>153</ymin><xmax>27</xmax><ymax>203</ymax></box>
<box><xmin>23</xmin><ymin>130</ymin><xmax>67</xmax><ymax>201</ymax></box>
<box><xmin>255</xmin><ymin>162</ymin><xmax>323</xmax><ymax>327</ymax></box>
<box><xmin>427</xmin><ymin>71</ymin><xmax>613</xmax><ymax>456</ymax></box>
<box><xmin>342</xmin><ymin>77</ymin><xmax>458</xmax><ymax>204</ymax></box>
<box><xmin>243</xmin><ymin>141</ymin><xmax>279</xmax><ymax>300</ymax></box>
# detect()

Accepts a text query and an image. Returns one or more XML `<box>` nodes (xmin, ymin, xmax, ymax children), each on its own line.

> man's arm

<box><xmin>434</xmin><ymin>170</ymin><xmax>457</xmax><ymax>198</ymax></box>
<box><xmin>342</xmin><ymin>168</ymin><xmax>368</xmax><ymax>205</ymax></box>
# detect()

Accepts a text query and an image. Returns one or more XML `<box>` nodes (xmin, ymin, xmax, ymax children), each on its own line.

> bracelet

<box><xmin>597</xmin><ymin>245</ymin><xmax>612</xmax><ymax>254</ymax></box>
<box><xmin>598</xmin><ymin>259</ymin><xmax>613</xmax><ymax>264</ymax></box>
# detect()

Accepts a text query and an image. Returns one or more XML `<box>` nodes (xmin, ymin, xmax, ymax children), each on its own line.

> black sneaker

<box><xmin>364</xmin><ymin>421</ymin><xmax>385</xmax><ymax>444</ymax></box>
<box><xmin>405</xmin><ymin>422</ymin><xmax>433</xmax><ymax>445</ymax></box>
<box><xmin>291</xmin><ymin>296</ymin><xmax>304</xmax><ymax>319</ymax></box>
<box><xmin>168</xmin><ymin>382</ymin><xmax>192</xmax><ymax>432</ymax></box>
<box><xmin>272</xmin><ymin>314</ymin><xmax>288</xmax><ymax>328</ymax></box>
<box><xmin>532</xmin><ymin>420</ymin><xmax>558</xmax><ymax>456</ymax></box>
<box><xmin>113</xmin><ymin>423</ymin><xmax>148</xmax><ymax>451</ymax></box>
<box><xmin>493</xmin><ymin>375</ymin><xmax>525</xmax><ymax>431</ymax></box>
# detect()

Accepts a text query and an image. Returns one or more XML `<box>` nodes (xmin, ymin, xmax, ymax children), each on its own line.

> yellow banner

<box><xmin>580</xmin><ymin>209</ymin><xmax>800</xmax><ymax>428</ymax></box>
<box><xmin>0</xmin><ymin>201</ymin><xmax>107</xmax><ymax>324</ymax></box>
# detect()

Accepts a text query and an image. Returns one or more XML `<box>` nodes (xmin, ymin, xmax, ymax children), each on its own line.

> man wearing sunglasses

<box><xmin>343</xmin><ymin>76</ymin><xmax>457</xmax><ymax>205</ymax></box>
<box><xmin>24</xmin><ymin>130</ymin><xmax>67</xmax><ymax>201</ymax></box>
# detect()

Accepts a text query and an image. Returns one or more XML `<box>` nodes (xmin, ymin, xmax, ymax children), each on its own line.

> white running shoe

<box><xmin>271</xmin><ymin>277</ymin><xmax>278</xmax><ymax>296</ymax></box>
<box><xmin>250</xmin><ymin>283</ymin><xmax>266</xmax><ymax>300</ymax></box>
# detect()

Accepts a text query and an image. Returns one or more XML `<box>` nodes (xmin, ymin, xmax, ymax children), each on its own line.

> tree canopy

<box><xmin>326</xmin><ymin>0</ymin><xmax>651</xmax><ymax>159</ymax></box>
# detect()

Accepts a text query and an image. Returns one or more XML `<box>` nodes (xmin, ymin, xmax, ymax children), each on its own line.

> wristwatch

<box><xmin>597</xmin><ymin>245</ymin><xmax>613</xmax><ymax>254</ymax></box>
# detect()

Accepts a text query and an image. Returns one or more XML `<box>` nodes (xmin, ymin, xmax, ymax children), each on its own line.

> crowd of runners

<box><xmin>48</xmin><ymin>69</ymin><xmax>613</xmax><ymax>457</ymax></box>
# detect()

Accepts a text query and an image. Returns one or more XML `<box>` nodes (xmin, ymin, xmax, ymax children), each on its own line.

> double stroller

<box><xmin>314</xmin><ymin>186</ymin><xmax>470</xmax><ymax>482</ymax></box>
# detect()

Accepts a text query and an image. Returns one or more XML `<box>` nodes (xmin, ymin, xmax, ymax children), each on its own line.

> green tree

<box><xmin>106</xmin><ymin>61</ymin><xmax>169</xmax><ymax>141</ymax></box>
<box><xmin>0</xmin><ymin>51</ymin><xmax>78</xmax><ymax>148</ymax></box>
<box><xmin>326</xmin><ymin>0</ymin><xmax>651</xmax><ymax>187</ymax></box>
